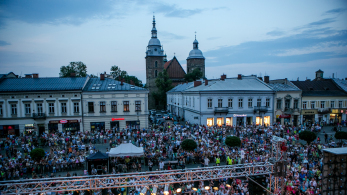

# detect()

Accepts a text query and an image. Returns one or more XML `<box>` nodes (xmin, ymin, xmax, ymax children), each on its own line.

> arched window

<box><xmin>155</xmin><ymin>61</ymin><xmax>158</xmax><ymax>68</ymax></box>
<box><xmin>155</xmin><ymin>70</ymin><xmax>157</xmax><ymax>77</ymax></box>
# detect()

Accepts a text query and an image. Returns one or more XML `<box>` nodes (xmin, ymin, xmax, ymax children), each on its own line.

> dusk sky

<box><xmin>0</xmin><ymin>0</ymin><xmax>346</xmax><ymax>83</ymax></box>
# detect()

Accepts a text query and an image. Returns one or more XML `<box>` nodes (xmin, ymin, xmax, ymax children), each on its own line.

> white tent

<box><xmin>108</xmin><ymin>143</ymin><xmax>144</xmax><ymax>157</ymax></box>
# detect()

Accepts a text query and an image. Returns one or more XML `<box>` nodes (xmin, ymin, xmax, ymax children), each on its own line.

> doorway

<box><xmin>38</xmin><ymin>124</ymin><xmax>45</xmax><ymax>135</ymax></box>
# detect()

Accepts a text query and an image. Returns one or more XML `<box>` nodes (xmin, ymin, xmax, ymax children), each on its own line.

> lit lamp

<box><xmin>192</xmin><ymin>181</ymin><xmax>199</xmax><ymax>191</ymax></box>
<box><xmin>164</xmin><ymin>184</ymin><xmax>169</xmax><ymax>195</ymax></box>
<box><xmin>140</xmin><ymin>187</ymin><xmax>147</xmax><ymax>195</ymax></box>
<box><xmin>204</xmin><ymin>181</ymin><xmax>210</xmax><ymax>190</ymax></box>
<box><xmin>174</xmin><ymin>183</ymin><xmax>182</xmax><ymax>193</ymax></box>
<box><xmin>226</xmin><ymin>178</ymin><xmax>233</xmax><ymax>187</ymax></box>
<box><xmin>213</xmin><ymin>180</ymin><xmax>219</xmax><ymax>190</ymax></box>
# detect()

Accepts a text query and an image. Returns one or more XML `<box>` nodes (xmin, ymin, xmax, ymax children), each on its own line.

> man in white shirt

<box><xmin>159</xmin><ymin>160</ymin><xmax>164</xmax><ymax>170</ymax></box>
<box><xmin>204</xmin><ymin>157</ymin><xmax>210</xmax><ymax>167</ymax></box>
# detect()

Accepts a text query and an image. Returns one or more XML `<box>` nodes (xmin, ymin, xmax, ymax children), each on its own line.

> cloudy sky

<box><xmin>0</xmin><ymin>0</ymin><xmax>346</xmax><ymax>83</ymax></box>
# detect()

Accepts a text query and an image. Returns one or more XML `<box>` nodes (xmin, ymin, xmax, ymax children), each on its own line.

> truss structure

<box><xmin>0</xmin><ymin>136</ymin><xmax>287</xmax><ymax>195</ymax></box>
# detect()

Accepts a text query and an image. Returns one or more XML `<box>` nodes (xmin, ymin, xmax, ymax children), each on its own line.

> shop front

<box><xmin>216</xmin><ymin>117</ymin><xmax>224</xmax><ymax>126</ymax></box>
<box><xmin>111</xmin><ymin>118</ymin><xmax>124</xmax><ymax>131</ymax></box>
<box><xmin>330</xmin><ymin>109</ymin><xmax>346</xmax><ymax>125</ymax></box>
<box><xmin>48</xmin><ymin>120</ymin><xmax>59</xmax><ymax>133</ymax></box>
<box><xmin>62</xmin><ymin>120</ymin><xmax>80</xmax><ymax>134</ymax></box>
<box><xmin>126</xmin><ymin>121</ymin><xmax>140</xmax><ymax>129</ymax></box>
<box><xmin>280</xmin><ymin>114</ymin><xmax>291</xmax><ymax>125</ymax></box>
<box><xmin>24</xmin><ymin>124</ymin><xmax>36</xmax><ymax>135</ymax></box>
<box><xmin>207</xmin><ymin>118</ymin><xmax>214</xmax><ymax>126</ymax></box>
<box><xmin>0</xmin><ymin>125</ymin><xmax>19</xmax><ymax>137</ymax></box>
<box><xmin>234</xmin><ymin>114</ymin><xmax>247</xmax><ymax>126</ymax></box>
<box><xmin>226</xmin><ymin>117</ymin><xmax>233</xmax><ymax>126</ymax></box>
<box><xmin>90</xmin><ymin>122</ymin><xmax>105</xmax><ymax>132</ymax></box>
<box><xmin>302</xmin><ymin>109</ymin><xmax>317</xmax><ymax>127</ymax></box>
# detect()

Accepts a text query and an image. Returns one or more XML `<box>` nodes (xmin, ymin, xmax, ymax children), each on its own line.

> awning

<box><xmin>279</xmin><ymin>114</ymin><xmax>291</xmax><ymax>118</ymax></box>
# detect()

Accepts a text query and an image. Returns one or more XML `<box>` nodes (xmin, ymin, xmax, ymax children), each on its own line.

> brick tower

<box><xmin>145</xmin><ymin>16</ymin><xmax>165</xmax><ymax>109</ymax></box>
<box><xmin>186</xmin><ymin>35</ymin><xmax>205</xmax><ymax>78</ymax></box>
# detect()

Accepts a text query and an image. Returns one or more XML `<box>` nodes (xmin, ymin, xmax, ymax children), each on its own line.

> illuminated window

<box><xmin>207</xmin><ymin>118</ymin><xmax>214</xmax><ymax>126</ymax></box>
<box><xmin>100</xmin><ymin>101</ymin><xmax>106</xmax><ymax>112</ymax></box>
<box><xmin>226</xmin><ymin>117</ymin><xmax>232</xmax><ymax>126</ymax></box>
<box><xmin>256</xmin><ymin>117</ymin><xmax>263</xmax><ymax>126</ymax></box>
<box><xmin>264</xmin><ymin>116</ymin><xmax>270</xmax><ymax>126</ymax></box>
<box><xmin>123</xmin><ymin>101</ymin><xmax>129</xmax><ymax>112</ymax></box>
<box><xmin>217</xmin><ymin>118</ymin><xmax>223</xmax><ymax>126</ymax></box>
<box><xmin>135</xmin><ymin>101</ymin><xmax>141</xmax><ymax>111</ymax></box>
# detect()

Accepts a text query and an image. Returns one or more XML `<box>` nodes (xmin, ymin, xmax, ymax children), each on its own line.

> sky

<box><xmin>0</xmin><ymin>0</ymin><xmax>347</xmax><ymax>83</ymax></box>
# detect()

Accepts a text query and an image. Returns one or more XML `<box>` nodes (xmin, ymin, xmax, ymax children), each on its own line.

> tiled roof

<box><xmin>268</xmin><ymin>83</ymin><xmax>300</xmax><ymax>91</ymax></box>
<box><xmin>83</xmin><ymin>78</ymin><xmax>147</xmax><ymax>92</ymax></box>
<box><xmin>291</xmin><ymin>79</ymin><xmax>347</xmax><ymax>96</ymax></box>
<box><xmin>164</xmin><ymin>60</ymin><xmax>172</xmax><ymax>69</ymax></box>
<box><xmin>0</xmin><ymin>77</ymin><xmax>87</xmax><ymax>92</ymax></box>
<box><xmin>332</xmin><ymin>79</ymin><xmax>347</xmax><ymax>93</ymax></box>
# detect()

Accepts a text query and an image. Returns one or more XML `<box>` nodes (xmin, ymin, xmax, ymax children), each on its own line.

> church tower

<box><xmin>145</xmin><ymin>16</ymin><xmax>165</xmax><ymax>109</ymax></box>
<box><xmin>186</xmin><ymin>35</ymin><xmax>205</xmax><ymax>78</ymax></box>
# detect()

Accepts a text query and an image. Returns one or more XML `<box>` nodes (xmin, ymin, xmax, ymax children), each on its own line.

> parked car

<box><xmin>163</xmin><ymin>114</ymin><xmax>170</xmax><ymax>120</ymax></box>
<box><xmin>155</xmin><ymin>114</ymin><xmax>163</xmax><ymax>119</ymax></box>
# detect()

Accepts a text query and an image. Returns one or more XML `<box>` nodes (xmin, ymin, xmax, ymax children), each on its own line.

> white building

<box><xmin>0</xmin><ymin>74</ymin><xmax>87</xmax><ymax>136</ymax></box>
<box><xmin>167</xmin><ymin>75</ymin><xmax>275</xmax><ymax>127</ymax></box>
<box><xmin>82</xmin><ymin>76</ymin><xmax>149</xmax><ymax>131</ymax></box>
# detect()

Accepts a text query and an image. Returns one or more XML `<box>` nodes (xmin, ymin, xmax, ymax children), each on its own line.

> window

<box><xmin>135</xmin><ymin>101</ymin><xmax>141</xmax><ymax>111</ymax></box>
<box><xmin>276</xmin><ymin>99</ymin><xmax>282</xmax><ymax>109</ymax></box>
<box><xmin>74</xmin><ymin>94</ymin><xmax>78</xmax><ymax>97</ymax></box>
<box><xmin>49</xmin><ymin>103</ymin><xmax>54</xmax><ymax>113</ymax></box>
<box><xmin>238</xmin><ymin>98</ymin><xmax>243</xmax><ymax>108</ymax></box>
<box><xmin>25</xmin><ymin>95</ymin><xmax>28</xmax><ymax>98</ymax></box>
<box><xmin>61</xmin><ymin>103</ymin><xmax>67</xmax><ymax>113</ymax></box>
<box><xmin>88</xmin><ymin>102</ymin><xmax>94</xmax><ymax>112</ymax></box>
<box><xmin>257</xmin><ymin>98</ymin><xmax>261</xmax><ymax>107</ymax></box>
<box><xmin>25</xmin><ymin>104</ymin><xmax>31</xmax><ymax>114</ymax></box>
<box><xmin>285</xmin><ymin>99</ymin><xmax>290</xmax><ymax>109</ymax></box>
<box><xmin>62</xmin><ymin>95</ymin><xmax>65</xmax><ymax>97</ymax></box>
<box><xmin>49</xmin><ymin>95</ymin><xmax>53</xmax><ymax>98</ymax></box>
<box><xmin>320</xmin><ymin>101</ymin><xmax>325</xmax><ymax>108</ymax></box>
<box><xmin>37</xmin><ymin>96</ymin><xmax>40</xmax><ymax>98</ymax></box>
<box><xmin>303</xmin><ymin>101</ymin><xmax>307</xmax><ymax>109</ymax></box>
<box><xmin>227</xmin><ymin>99</ymin><xmax>232</xmax><ymax>108</ymax></box>
<box><xmin>207</xmin><ymin>99</ymin><xmax>212</xmax><ymax>108</ymax></box>
<box><xmin>155</xmin><ymin>61</ymin><xmax>158</xmax><ymax>67</ymax></box>
<box><xmin>155</xmin><ymin>70</ymin><xmax>157</xmax><ymax>77</ymax></box>
<box><xmin>330</xmin><ymin>101</ymin><xmax>335</xmax><ymax>108</ymax></box>
<box><xmin>266</xmin><ymin>98</ymin><xmax>270</xmax><ymax>107</ymax></box>
<box><xmin>37</xmin><ymin>103</ymin><xmax>43</xmax><ymax>114</ymax></box>
<box><xmin>186</xmin><ymin>97</ymin><xmax>188</xmax><ymax>106</ymax></box>
<box><xmin>218</xmin><ymin>99</ymin><xmax>223</xmax><ymax>108</ymax></box>
<box><xmin>310</xmin><ymin>101</ymin><xmax>315</xmax><ymax>109</ymax></box>
<box><xmin>74</xmin><ymin>102</ymin><xmax>79</xmax><ymax>113</ymax></box>
<box><xmin>248</xmin><ymin>98</ymin><xmax>252</xmax><ymax>108</ymax></box>
<box><xmin>294</xmin><ymin>100</ymin><xmax>298</xmax><ymax>109</ymax></box>
<box><xmin>339</xmin><ymin>101</ymin><xmax>343</xmax><ymax>108</ymax></box>
<box><xmin>111</xmin><ymin>101</ymin><xmax>117</xmax><ymax>112</ymax></box>
<box><xmin>0</xmin><ymin>105</ymin><xmax>2</xmax><ymax>115</ymax></box>
<box><xmin>123</xmin><ymin>101</ymin><xmax>129</xmax><ymax>112</ymax></box>
<box><xmin>11</xmin><ymin>104</ymin><xmax>17</xmax><ymax>115</ymax></box>
<box><xmin>100</xmin><ymin>101</ymin><xmax>106</xmax><ymax>112</ymax></box>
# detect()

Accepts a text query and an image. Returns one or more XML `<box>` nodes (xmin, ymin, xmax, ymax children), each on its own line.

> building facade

<box><xmin>167</xmin><ymin>75</ymin><xmax>275</xmax><ymax>127</ymax></box>
<box><xmin>0</xmin><ymin>75</ymin><xmax>87</xmax><ymax>136</ymax></box>
<box><xmin>82</xmin><ymin>77</ymin><xmax>149</xmax><ymax>131</ymax></box>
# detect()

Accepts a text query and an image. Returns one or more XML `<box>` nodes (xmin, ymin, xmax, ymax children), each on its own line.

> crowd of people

<box><xmin>0</xmin><ymin>120</ymin><xmax>346</xmax><ymax>195</ymax></box>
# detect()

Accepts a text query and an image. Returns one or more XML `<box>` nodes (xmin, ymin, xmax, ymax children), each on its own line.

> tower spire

<box><xmin>151</xmin><ymin>15</ymin><xmax>157</xmax><ymax>38</ymax></box>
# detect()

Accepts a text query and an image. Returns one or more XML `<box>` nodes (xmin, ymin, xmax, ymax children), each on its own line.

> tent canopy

<box><xmin>108</xmin><ymin>143</ymin><xmax>144</xmax><ymax>157</ymax></box>
<box><xmin>87</xmin><ymin>151</ymin><xmax>108</xmax><ymax>161</ymax></box>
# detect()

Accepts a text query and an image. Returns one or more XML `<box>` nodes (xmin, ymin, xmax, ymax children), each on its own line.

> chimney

<box><xmin>194</xmin><ymin>81</ymin><xmax>202</xmax><ymax>87</ymax></box>
<box><xmin>258</xmin><ymin>77</ymin><xmax>263</xmax><ymax>81</ymax></box>
<box><xmin>25</xmin><ymin>74</ymin><xmax>32</xmax><ymax>78</ymax></box>
<box><xmin>264</xmin><ymin>76</ymin><xmax>269</xmax><ymax>83</ymax></box>
<box><xmin>238</xmin><ymin>74</ymin><xmax>242</xmax><ymax>79</ymax></box>
<box><xmin>70</xmin><ymin>72</ymin><xmax>76</xmax><ymax>77</ymax></box>
<box><xmin>121</xmin><ymin>79</ymin><xmax>124</xmax><ymax>85</ymax></box>
<box><xmin>332</xmin><ymin>73</ymin><xmax>334</xmax><ymax>78</ymax></box>
<box><xmin>205</xmin><ymin>79</ymin><xmax>208</xmax><ymax>86</ymax></box>
<box><xmin>220</xmin><ymin>74</ymin><xmax>226</xmax><ymax>80</ymax></box>
<box><xmin>100</xmin><ymin>73</ymin><xmax>105</xmax><ymax>80</ymax></box>
<box><xmin>130</xmin><ymin>80</ymin><xmax>135</xmax><ymax>85</ymax></box>
<box><xmin>32</xmin><ymin>73</ymin><xmax>39</xmax><ymax>78</ymax></box>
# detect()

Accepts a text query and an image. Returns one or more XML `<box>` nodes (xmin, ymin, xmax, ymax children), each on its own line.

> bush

<box><xmin>299</xmin><ymin>131</ymin><xmax>317</xmax><ymax>145</ymax></box>
<box><xmin>181</xmin><ymin>139</ymin><xmax>197</xmax><ymax>151</ymax></box>
<box><xmin>30</xmin><ymin>148</ymin><xmax>45</xmax><ymax>162</ymax></box>
<box><xmin>225</xmin><ymin>136</ymin><xmax>241</xmax><ymax>147</ymax></box>
<box><xmin>334</xmin><ymin>131</ymin><xmax>347</xmax><ymax>140</ymax></box>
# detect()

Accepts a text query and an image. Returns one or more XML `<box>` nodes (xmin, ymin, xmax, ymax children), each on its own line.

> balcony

<box><xmin>284</xmin><ymin>108</ymin><xmax>294</xmax><ymax>114</ymax></box>
<box><xmin>214</xmin><ymin>107</ymin><xmax>229</xmax><ymax>114</ymax></box>
<box><xmin>32</xmin><ymin>113</ymin><xmax>46</xmax><ymax>120</ymax></box>
<box><xmin>254</xmin><ymin>106</ymin><xmax>268</xmax><ymax>113</ymax></box>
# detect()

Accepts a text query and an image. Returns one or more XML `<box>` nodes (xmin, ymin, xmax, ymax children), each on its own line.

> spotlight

<box><xmin>192</xmin><ymin>181</ymin><xmax>199</xmax><ymax>191</ymax></box>
<box><xmin>174</xmin><ymin>183</ymin><xmax>182</xmax><ymax>193</ymax></box>
<box><xmin>226</xmin><ymin>178</ymin><xmax>233</xmax><ymax>187</ymax></box>
<box><xmin>164</xmin><ymin>184</ymin><xmax>169</xmax><ymax>195</ymax></box>
<box><xmin>140</xmin><ymin>187</ymin><xmax>147</xmax><ymax>195</ymax></box>
<box><xmin>151</xmin><ymin>186</ymin><xmax>157</xmax><ymax>195</ymax></box>
<box><xmin>204</xmin><ymin>181</ymin><xmax>210</xmax><ymax>190</ymax></box>
<box><xmin>213</xmin><ymin>180</ymin><xmax>219</xmax><ymax>190</ymax></box>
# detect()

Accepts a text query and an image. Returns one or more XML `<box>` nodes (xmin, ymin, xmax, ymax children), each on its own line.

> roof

<box><xmin>164</xmin><ymin>60</ymin><xmax>172</xmax><ymax>69</ymax></box>
<box><xmin>185</xmin><ymin>76</ymin><xmax>274</xmax><ymax>92</ymax></box>
<box><xmin>0</xmin><ymin>77</ymin><xmax>87</xmax><ymax>92</ymax></box>
<box><xmin>268</xmin><ymin>83</ymin><xmax>300</xmax><ymax>91</ymax></box>
<box><xmin>84</xmin><ymin>78</ymin><xmax>147</xmax><ymax>92</ymax></box>
<box><xmin>108</xmin><ymin>143</ymin><xmax>144</xmax><ymax>157</ymax></box>
<box><xmin>333</xmin><ymin>78</ymin><xmax>347</xmax><ymax>93</ymax></box>
<box><xmin>165</xmin><ymin>57</ymin><xmax>186</xmax><ymax>78</ymax></box>
<box><xmin>323</xmin><ymin>147</ymin><xmax>347</xmax><ymax>155</ymax></box>
<box><xmin>168</xmin><ymin>82</ymin><xmax>194</xmax><ymax>93</ymax></box>
<box><xmin>291</xmin><ymin>79</ymin><xmax>347</xmax><ymax>96</ymax></box>
<box><xmin>87</xmin><ymin>151</ymin><xmax>108</xmax><ymax>160</ymax></box>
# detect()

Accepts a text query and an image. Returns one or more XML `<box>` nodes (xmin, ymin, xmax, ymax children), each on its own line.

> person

<box><xmin>204</xmin><ymin>156</ymin><xmax>210</xmax><ymax>167</ymax></box>
<box><xmin>215</xmin><ymin>156</ymin><xmax>220</xmax><ymax>166</ymax></box>
<box><xmin>179</xmin><ymin>159</ymin><xmax>185</xmax><ymax>170</ymax></box>
<box><xmin>148</xmin><ymin>160</ymin><xmax>153</xmax><ymax>171</ymax></box>
<box><xmin>159</xmin><ymin>160</ymin><xmax>164</xmax><ymax>171</ymax></box>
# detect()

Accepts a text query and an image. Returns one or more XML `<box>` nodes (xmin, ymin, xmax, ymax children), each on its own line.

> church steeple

<box><xmin>151</xmin><ymin>15</ymin><xmax>157</xmax><ymax>38</ymax></box>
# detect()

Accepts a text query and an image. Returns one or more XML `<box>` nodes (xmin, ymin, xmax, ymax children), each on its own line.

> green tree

<box><xmin>60</xmin><ymin>61</ymin><xmax>87</xmax><ymax>77</ymax></box>
<box><xmin>184</xmin><ymin>68</ymin><xmax>203</xmax><ymax>82</ymax></box>
<box><xmin>30</xmin><ymin>148</ymin><xmax>45</xmax><ymax>162</ymax></box>
<box><xmin>225</xmin><ymin>136</ymin><xmax>241</xmax><ymax>147</ymax></box>
<box><xmin>111</xmin><ymin>65</ymin><xmax>143</xmax><ymax>87</ymax></box>
<box><xmin>299</xmin><ymin>131</ymin><xmax>317</xmax><ymax>145</ymax></box>
<box><xmin>334</xmin><ymin>131</ymin><xmax>347</xmax><ymax>144</ymax></box>
<box><xmin>153</xmin><ymin>69</ymin><xmax>174</xmax><ymax>109</ymax></box>
<box><xmin>124</xmin><ymin>75</ymin><xmax>143</xmax><ymax>87</ymax></box>
<box><xmin>181</xmin><ymin>139</ymin><xmax>197</xmax><ymax>151</ymax></box>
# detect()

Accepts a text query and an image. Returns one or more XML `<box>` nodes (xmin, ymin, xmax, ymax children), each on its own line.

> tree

<box><xmin>184</xmin><ymin>68</ymin><xmax>203</xmax><ymax>82</ymax></box>
<box><xmin>153</xmin><ymin>69</ymin><xmax>174</xmax><ymax>109</ymax></box>
<box><xmin>181</xmin><ymin>139</ymin><xmax>197</xmax><ymax>151</ymax></box>
<box><xmin>124</xmin><ymin>75</ymin><xmax>143</xmax><ymax>87</ymax></box>
<box><xmin>60</xmin><ymin>61</ymin><xmax>87</xmax><ymax>77</ymax></box>
<box><xmin>225</xmin><ymin>136</ymin><xmax>241</xmax><ymax>147</ymax></box>
<box><xmin>334</xmin><ymin>131</ymin><xmax>347</xmax><ymax>144</ymax></box>
<box><xmin>30</xmin><ymin>148</ymin><xmax>45</xmax><ymax>162</ymax></box>
<box><xmin>299</xmin><ymin>131</ymin><xmax>317</xmax><ymax>145</ymax></box>
<box><xmin>110</xmin><ymin>65</ymin><xmax>143</xmax><ymax>87</ymax></box>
